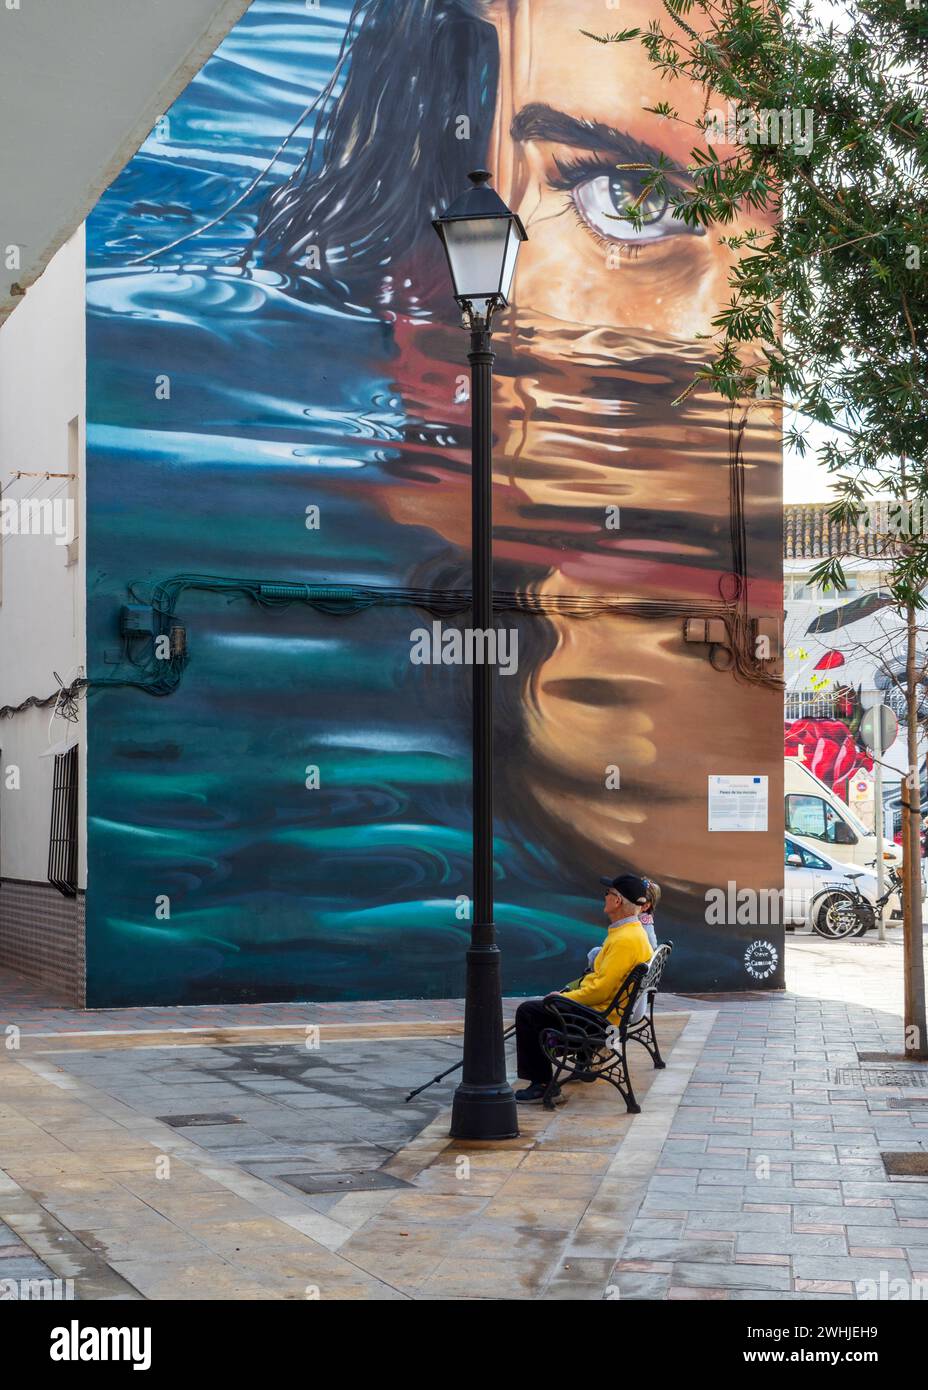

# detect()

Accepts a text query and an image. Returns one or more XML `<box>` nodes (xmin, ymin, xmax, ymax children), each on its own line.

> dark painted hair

<box><xmin>252</xmin><ymin>0</ymin><xmax>498</xmax><ymax>302</ymax></box>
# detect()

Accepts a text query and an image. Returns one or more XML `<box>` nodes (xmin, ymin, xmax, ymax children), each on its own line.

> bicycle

<box><xmin>809</xmin><ymin>884</ymin><xmax>868</xmax><ymax>939</ymax></box>
<box><xmin>810</xmin><ymin>866</ymin><xmax>903</xmax><ymax>940</ymax></box>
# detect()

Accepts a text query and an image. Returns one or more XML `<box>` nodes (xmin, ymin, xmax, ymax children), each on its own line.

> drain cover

<box><xmin>157</xmin><ymin>1113</ymin><xmax>244</xmax><ymax>1127</ymax></box>
<box><xmin>882</xmin><ymin>1152</ymin><xmax>928</xmax><ymax>1176</ymax></box>
<box><xmin>889</xmin><ymin>1097</ymin><xmax>928</xmax><ymax>1109</ymax></box>
<box><xmin>833</xmin><ymin>1067</ymin><xmax>928</xmax><ymax>1087</ymax></box>
<box><xmin>279</xmin><ymin>1170</ymin><xmax>412</xmax><ymax>1194</ymax></box>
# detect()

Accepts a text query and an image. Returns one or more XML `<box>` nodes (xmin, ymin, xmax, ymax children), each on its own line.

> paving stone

<box><xmin>628</xmin><ymin>1218</ymin><xmax>686</xmax><ymax>1239</ymax></box>
<box><xmin>649</xmin><ymin>1176</ymin><xmax>698</xmax><ymax>1195</ymax></box>
<box><xmin>686</xmin><ymin>1210</ymin><xmax>790</xmax><ymax>1234</ymax></box>
<box><xmin>671</xmin><ymin>1261</ymin><xmax>792</xmax><ymax>1291</ymax></box>
<box><xmin>791</xmin><ymin>1280</ymin><xmax>855</xmax><ymax>1297</ymax></box>
<box><xmin>793</xmin><ymin>1204</ymin><xmax>898</xmax><ymax>1227</ymax></box>
<box><xmin>620</xmin><ymin>1236</ymin><xmax>734</xmax><ymax>1263</ymax></box>
<box><xmin>0</xmin><ymin>1255</ymin><xmax>63</xmax><ymax>1285</ymax></box>
<box><xmin>736</xmin><ymin>1232</ymin><xmax>848</xmax><ymax>1257</ymax></box>
<box><xmin>659</xmin><ymin>1153</ymin><xmax>748</xmax><ymax>1171</ymax></box>
<box><xmin>894</xmin><ymin>1198</ymin><xmax>928</xmax><ymax>1217</ymax></box>
<box><xmin>842</xmin><ymin>1181</ymin><xmax>918</xmax><ymax>1198</ymax></box>
<box><xmin>541</xmin><ymin>1257</ymin><xmax>616</xmax><ymax>1300</ymax></box>
<box><xmin>722</xmin><ymin>1184</ymin><xmax>845</xmax><ymax>1205</ymax></box>
<box><xmin>644</xmin><ymin>1191</ymin><xmax>745</xmax><ymax>1212</ymax></box>
<box><xmin>792</xmin><ymin>1255</ymin><xmax>912</xmax><ymax>1281</ymax></box>
<box><xmin>606</xmin><ymin>1271</ymin><xmax>671</xmax><ymax>1299</ymax></box>
<box><xmin>847</xmin><ymin>1223</ymin><xmax>928</xmax><ymax>1246</ymax></box>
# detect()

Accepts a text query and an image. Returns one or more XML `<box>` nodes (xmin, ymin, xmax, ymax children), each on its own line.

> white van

<box><xmin>784</xmin><ymin>757</ymin><xmax>902</xmax><ymax>869</ymax></box>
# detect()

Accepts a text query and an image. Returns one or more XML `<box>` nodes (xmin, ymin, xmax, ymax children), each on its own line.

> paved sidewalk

<box><xmin>786</xmin><ymin>932</ymin><xmax>928</xmax><ymax>1019</ymax></box>
<box><xmin>0</xmin><ymin>1003</ymin><xmax>690</xmax><ymax>1299</ymax></box>
<box><xmin>1</xmin><ymin>940</ymin><xmax>927</xmax><ymax>1300</ymax></box>
<box><xmin>612</xmin><ymin>992</ymin><xmax>928</xmax><ymax>1300</ymax></box>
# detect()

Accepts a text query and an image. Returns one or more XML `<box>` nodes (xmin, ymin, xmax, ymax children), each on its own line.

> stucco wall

<box><xmin>0</xmin><ymin>227</ymin><xmax>87</xmax><ymax>996</ymax></box>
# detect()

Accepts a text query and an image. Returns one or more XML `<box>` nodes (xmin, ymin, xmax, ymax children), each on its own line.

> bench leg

<box><xmin>622</xmin><ymin>1040</ymin><xmax>641</xmax><ymax>1114</ymax></box>
<box><xmin>604</xmin><ymin>1043</ymin><xmax>640</xmax><ymax>1114</ymax></box>
<box><xmin>627</xmin><ymin>997</ymin><xmax>666</xmax><ymax>1070</ymax></box>
<box><xmin>649</xmin><ymin>998</ymin><xmax>666</xmax><ymax>1069</ymax></box>
<box><xmin>542</xmin><ymin>1060</ymin><xmax>569</xmax><ymax>1109</ymax></box>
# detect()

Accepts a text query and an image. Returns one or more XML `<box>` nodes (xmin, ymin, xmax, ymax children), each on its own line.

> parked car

<box><xmin>785</xmin><ymin>835</ymin><xmax>881</xmax><ymax>933</ymax></box>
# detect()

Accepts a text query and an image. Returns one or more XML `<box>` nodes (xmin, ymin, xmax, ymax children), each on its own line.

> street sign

<box><xmin>848</xmin><ymin>768</ymin><xmax>875</xmax><ymax>829</ymax></box>
<box><xmin>860</xmin><ymin>703</ymin><xmax>898</xmax><ymax>754</ymax></box>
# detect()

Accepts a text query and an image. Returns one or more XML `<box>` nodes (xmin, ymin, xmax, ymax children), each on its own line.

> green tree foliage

<box><xmin>589</xmin><ymin>0</ymin><xmax>927</xmax><ymax>1048</ymax></box>
<box><xmin>592</xmin><ymin>0</ymin><xmax>925</xmax><ymax>585</ymax></box>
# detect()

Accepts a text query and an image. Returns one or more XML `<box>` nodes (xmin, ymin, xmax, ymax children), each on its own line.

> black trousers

<box><xmin>515</xmin><ymin>998</ymin><xmax>555</xmax><ymax>1084</ymax></box>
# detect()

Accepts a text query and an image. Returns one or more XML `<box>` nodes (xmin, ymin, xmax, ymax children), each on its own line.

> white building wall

<box><xmin>0</xmin><ymin>226</ymin><xmax>86</xmax><ymax>889</ymax></box>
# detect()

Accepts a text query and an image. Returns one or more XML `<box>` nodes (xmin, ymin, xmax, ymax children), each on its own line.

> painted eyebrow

<box><xmin>510</xmin><ymin>102</ymin><xmax>674</xmax><ymax>170</ymax></box>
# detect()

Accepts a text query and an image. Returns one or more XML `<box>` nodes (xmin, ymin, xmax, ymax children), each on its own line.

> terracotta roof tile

<box><xmin>784</xmin><ymin>502</ymin><xmax>904</xmax><ymax>560</ymax></box>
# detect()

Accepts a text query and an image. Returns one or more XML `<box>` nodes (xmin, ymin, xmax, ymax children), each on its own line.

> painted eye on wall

<box><xmin>552</xmin><ymin>156</ymin><xmax>703</xmax><ymax>245</ymax></box>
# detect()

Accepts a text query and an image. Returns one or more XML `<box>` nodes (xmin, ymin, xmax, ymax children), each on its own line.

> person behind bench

<box><xmin>514</xmin><ymin>873</ymin><xmax>654</xmax><ymax>1105</ymax></box>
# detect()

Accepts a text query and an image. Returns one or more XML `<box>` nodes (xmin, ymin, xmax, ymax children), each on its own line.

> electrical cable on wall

<box><xmin>0</xmin><ymin>576</ymin><xmax>780</xmax><ymax>720</ymax></box>
<box><xmin>0</xmin><ymin>676</ymin><xmax>88</xmax><ymax>720</ymax></box>
<box><xmin>0</xmin><ymin>414</ymin><xmax>781</xmax><ymax>717</ymax></box>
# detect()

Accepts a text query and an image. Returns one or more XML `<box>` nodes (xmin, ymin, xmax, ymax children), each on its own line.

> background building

<box><xmin>784</xmin><ymin>502</ymin><xmax>926</xmax><ymax>835</ymax></box>
<box><xmin>0</xmin><ymin>229</ymin><xmax>86</xmax><ymax>1001</ymax></box>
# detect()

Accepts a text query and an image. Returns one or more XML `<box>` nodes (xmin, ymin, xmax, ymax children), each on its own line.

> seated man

<box><xmin>514</xmin><ymin>873</ymin><xmax>654</xmax><ymax>1104</ymax></box>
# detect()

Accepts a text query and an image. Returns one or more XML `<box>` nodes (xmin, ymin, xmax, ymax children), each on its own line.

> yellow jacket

<box><xmin>561</xmin><ymin>919</ymin><xmax>653</xmax><ymax>1024</ymax></box>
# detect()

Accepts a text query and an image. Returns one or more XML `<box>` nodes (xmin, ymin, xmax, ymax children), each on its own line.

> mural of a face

<box><xmin>484</xmin><ymin>0</ymin><xmax>748</xmax><ymax>339</ymax></box>
<box><xmin>85</xmin><ymin>0</ymin><xmax>782</xmax><ymax>1006</ymax></box>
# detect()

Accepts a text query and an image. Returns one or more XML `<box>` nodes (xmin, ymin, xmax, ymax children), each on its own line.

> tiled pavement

<box><xmin>33</xmin><ymin>1036</ymin><xmax>480</xmax><ymax>1207</ymax></box>
<box><xmin>612</xmin><ymin>991</ymin><xmax>928</xmax><ymax>1300</ymax></box>
<box><xmin>0</xmin><ymin>998</ymin><xmax>691</xmax><ymax>1300</ymax></box>
<box><xmin>2</xmin><ymin>938</ymin><xmax>928</xmax><ymax>1299</ymax></box>
<box><xmin>0</xmin><ymin>1217</ymin><xmax>62</xmax><ymax>1295</ymax></box>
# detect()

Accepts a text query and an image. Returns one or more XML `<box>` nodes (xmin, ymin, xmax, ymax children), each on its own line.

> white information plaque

<box><xmin>708</xmin><ymin>775</ymin><xmax>768</xmax><ymax>832</ymax></box>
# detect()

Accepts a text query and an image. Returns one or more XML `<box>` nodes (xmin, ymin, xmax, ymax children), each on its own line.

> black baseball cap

<box><xmin>600</xmin><ymin>873</ymin><xmax>649</xmax><ymax>905</ymax></box>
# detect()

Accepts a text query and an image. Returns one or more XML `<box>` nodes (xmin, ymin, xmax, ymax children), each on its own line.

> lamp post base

<box><xmin>450</xmin><ymin>1080</ymin><xmax>519</xmax><ymax>1141</ymax></box>
<box><xmin>449</xmin><ymin>939</ymin><xmax>519</xmax><ymax>1141</ymax></box>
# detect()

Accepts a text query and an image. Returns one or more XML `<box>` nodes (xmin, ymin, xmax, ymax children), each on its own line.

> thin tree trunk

<box><xmin>904</xmin><ymin>601</ymin><xmax>928</xmax><ymax>1058</ymax></box>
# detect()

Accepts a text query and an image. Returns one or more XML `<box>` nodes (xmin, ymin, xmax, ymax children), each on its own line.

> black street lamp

<box><xmin>433</xmin><ymin>170</ymin><xmax>527</xmax><ymax>1141</ymax></box>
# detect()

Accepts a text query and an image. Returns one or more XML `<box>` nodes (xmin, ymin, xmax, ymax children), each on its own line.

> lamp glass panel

<box><xmin>499</xmin><ymin>223</ymin><xmax>523</xmax><ymax>303</ymax></box>
<box><xmin>441</xmin><ymin>217</ymin><xmax>510</xmax><ymax>299</ymax></box>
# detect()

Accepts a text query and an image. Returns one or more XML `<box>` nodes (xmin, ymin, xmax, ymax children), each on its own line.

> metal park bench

<box><xmin>538</xmin><ymin>942</ymin><xmax>674</xmax><ymax>1113</ymax></box>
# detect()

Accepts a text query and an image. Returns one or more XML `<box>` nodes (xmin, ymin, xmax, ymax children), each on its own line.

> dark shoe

<box><xmin>515</xmin><ymin>1082</ymin><xmax>561</xmax><ymax>1104</ymax></box>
